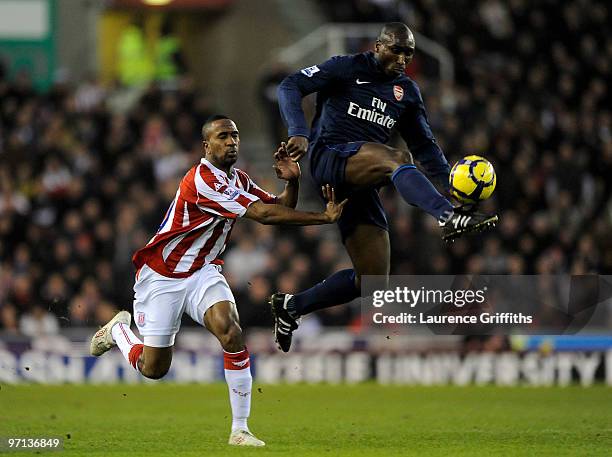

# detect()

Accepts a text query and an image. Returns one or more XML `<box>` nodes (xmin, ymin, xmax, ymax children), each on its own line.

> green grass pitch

<box><xmin>2</xmin><ymin>384</ymin><xmax>611</xmax><ymax>456</ymax></box>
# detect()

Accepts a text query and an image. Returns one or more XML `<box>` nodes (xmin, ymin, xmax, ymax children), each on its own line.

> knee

<box><xmin>355</xmin><ymin>270</ymin><xmax>389</xmax><ymax>289</ymax></box>
<box><xmin>356</xmin><ymin>274</ymin><xmax>389</xmax><ymax>297</ymax></box>
<box><xmin>379</xmin><ymin>149</ymin><xmax>413</xmax><ymax>178</ymax></box>
<box><xmin>386</xmin><ymin>148</ymin><xmax>413</xmax><ymax>167</ymax></box>
<box><xmin>140</xmin><ymin>365</ymin><xmax>170</xmax><ymax>379</ymax></box>
<box><xmin>140</xmin><ymin>360</ymin><xmax>171</xmax><ymax>380</ymax></box>
<box><xmin>219</xmin><ymin>323</ymin><xmax>243</xmax><ymax>352</ymax></box>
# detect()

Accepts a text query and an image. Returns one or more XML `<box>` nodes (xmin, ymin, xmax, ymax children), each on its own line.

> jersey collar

<box><xmin>201</xmin><ymin>157</ymin><xmax>235</xmax><ymax>180</ymax></box>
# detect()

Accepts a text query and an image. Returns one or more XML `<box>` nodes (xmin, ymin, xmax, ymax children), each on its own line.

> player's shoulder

<box><xmin>177</xmin><ymin>163</ymin><xmax>203</xmax><ymax>198</ymax></box>
<box><xmin>197</xmin><ymin>159</ymin><xmax>218</xmax><ymax>182</ymax></box>
<box><xmin>195</xmin><ymin>159</ymin><xmax>232</xmax><ymax>191</ymax></box>
<box><xmin>233</xmin><ymin>167</ymin><xmax>250</xmax><ymax>179</ymax></box>
<box><xmin>232</xmin><ymin>168</ymin><xmax>252</xmax><ymax>188</ymax></box>
<box><xmin>180</xmin><ymin>162</ymin><xmax>201</xmax><ymax>185</ymax></box>
<box><xmin>324</xmin><ymin>52</ymin><xmax>370</xmax><ymax>70</ymax></box>
<box><xmin>351</xmin><ymin>51</ymin><xmax>373</xmax><ymax>64</ymax></box>
<box><xmin>350</xmin><ymin>51</ymin><xmax>378</xmax><ymax>70</ymax></box>
<box><xmin>233</xmin><ymin>167</ymin><xmax>251</xmax><ymax>179</ymax></box>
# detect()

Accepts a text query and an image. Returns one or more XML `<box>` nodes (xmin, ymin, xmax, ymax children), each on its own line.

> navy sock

<box><xmin>289</xmin><ymin>269</ymin><xmax>360</xmax><ymax>317</ymax></box>
<box><xmin>391</xmin><ymin>164</ymin><xmax>453</xmax><ymax>221</ymax></box>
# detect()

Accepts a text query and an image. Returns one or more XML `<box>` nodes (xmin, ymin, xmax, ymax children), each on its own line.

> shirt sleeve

<box><xmin>246</xmin><ymin>180</ymin><xmax>278</xmax><ymax>204</ymax></box>
<box><xmin>277</xmin><ymin>55</ymin><xmax>355</xmax><ymax>139</ymax></box>
<box><xmin>236</xmin><ymin>169</ymin><xmax>278</xmax><ymax>204</ymax></box>
<box><xmin>195</xmin><ymin>169</ymin><xmax>260</xmax><ymax>219</ymax></box>
<box><xmin>398</xmin><ymin>81</ymin><xmax>450</xmax><ymax>192</ymax></box>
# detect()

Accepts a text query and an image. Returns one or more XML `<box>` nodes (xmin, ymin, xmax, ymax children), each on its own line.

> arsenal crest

<box><xmin>393</xmin><ymin>85</ymin><xmax>404</xmax><ymax>101</ymax></box>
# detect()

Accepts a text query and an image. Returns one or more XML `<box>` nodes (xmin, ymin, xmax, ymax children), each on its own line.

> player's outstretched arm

<box><xmin>244</xmin><ymin>185</ymin><xmax>347</xmax><ymax>226</ymax></box>
<box><xmin>273</xmin><ymin>142</ymin><xmax>300</xmax><ymax>208</ymax></box>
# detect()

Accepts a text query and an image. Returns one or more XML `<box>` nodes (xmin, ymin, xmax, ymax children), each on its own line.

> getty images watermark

<box><xmin>361</xmin><ymin>275</ymin><xmax>612</xmax><ymax>335</ymax></box>
<box><xmin>372</xmin><ymin>285</ymin><xmax>532</xmax><ymax>325</ymax></box>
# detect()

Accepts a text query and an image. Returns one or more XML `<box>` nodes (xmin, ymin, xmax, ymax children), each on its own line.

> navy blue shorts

<box><xmin>309</xmin><ymin>141</ymin><xmax>389</xmax><ymax>242</ymax></box>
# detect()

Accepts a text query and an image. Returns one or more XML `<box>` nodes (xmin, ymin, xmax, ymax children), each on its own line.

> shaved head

<box><xmin>202</xmin><ymin>114</ymin><xmax>231</xmax><ymax>140</ymax></box>
<box><xmin>377</xmin><ymin>22</ymin><xmax>415</xmax><ymax>47</ymax></box>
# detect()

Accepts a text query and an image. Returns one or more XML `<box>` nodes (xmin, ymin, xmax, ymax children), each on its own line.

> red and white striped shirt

<box><xmin>132</xmin><ymin>158</ymin><xmax>277</xmax><ymax>278</ymax></box>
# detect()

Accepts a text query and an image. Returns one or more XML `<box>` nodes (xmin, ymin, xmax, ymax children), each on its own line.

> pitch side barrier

<box><xmin>0</xmin><ymin>347</ymin><xmax>611</xmax><ymax>386</ymax></box>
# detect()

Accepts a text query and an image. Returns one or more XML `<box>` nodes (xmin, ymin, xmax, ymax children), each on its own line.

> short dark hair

<box><xmin>202</xmin><ymin>114</ymin><xmax>231</xmax><ymax>140</ymax></box>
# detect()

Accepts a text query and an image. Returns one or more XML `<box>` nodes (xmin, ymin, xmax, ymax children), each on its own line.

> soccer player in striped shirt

<box><xmin>90</xmin><ymin>115</ymin><xmax>346</xmax><ymax>447</ymax></box>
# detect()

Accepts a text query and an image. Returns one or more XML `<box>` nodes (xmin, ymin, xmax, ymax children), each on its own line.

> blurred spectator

<box><xmin>235</xmin><ymin>274</ymin><xmax>273</xmax><ymax>327</ymax></box>
<box><xmin>155</xmin><ymin>19</ymin><xmax>187</xmax><ymax>88</ymax></box>
<box><xmin>258</xmin><ymin>62</ymin><xmax>291</xmax><ymax>146</ymax></box>
<box><xmin>0</xmin><ymin>173</ymin><xmax>30</xmax><ymax>216</ymax></box>
<box><xmin>225</xmin><ymin>237</ymin><xmax>269</xmax><ymax>291</ymax></box>
<box><xmin>19</xmin><ymin>305</ymin><xmax>59</xmax><ymax>338</ymax></box>
<box><xmin>74</xmin><ymin>74</ymin><xmax>106</xmax><ymax>112</ymax></box>
<box><xmin>0</xmin><ymin>303</ymin><xmax>19</xmax><ymax>333</ymax></box>
<box><xmin>118</xmin><ymin>18</ymin><xmax>153</xmax><ymax>87</ymax></box>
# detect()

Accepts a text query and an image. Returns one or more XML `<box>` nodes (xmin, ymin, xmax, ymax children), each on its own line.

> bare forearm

<box><xmin>245</xmin><ymin>201</ymin><xmax>330</xmax><ymax>225</ymax></box>
<box><xmin>276</xmin><ymin>179</ymin><xmax>299</xmax><ymax>208</ymax></box>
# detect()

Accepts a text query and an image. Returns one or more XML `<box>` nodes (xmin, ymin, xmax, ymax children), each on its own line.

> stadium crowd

<box><xmin>0</xmin><ymin>0</ymin><xmax>610</xmax><ymax>336</ymax></box>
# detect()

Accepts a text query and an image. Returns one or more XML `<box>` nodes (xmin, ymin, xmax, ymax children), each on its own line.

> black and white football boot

<box><xmin>440</xmin><ymin>206</ymin><xmax>499</xmax><ymax>243</ymax></box>
<box><xmin>269</xmin><ymin>293</ymin><xmax>299</xmax><ymax>353</ymax></box>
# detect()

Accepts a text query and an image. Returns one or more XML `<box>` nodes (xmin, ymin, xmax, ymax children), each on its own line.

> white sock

<box><xmin>111</xmin><ymin>322</ymin><xmax>143</xmax><ymax>367</ymax></box>
<box><xmin>223</xmin><ymin>349</ymin><xmax>252</xmax><ymax>432</ymax></box>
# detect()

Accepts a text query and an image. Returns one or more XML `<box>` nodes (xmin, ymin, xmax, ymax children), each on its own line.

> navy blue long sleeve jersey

<box><xmin>277</xmin><ymin>51</ymin><xmax>450</xmax><ymax>186</ymax></box>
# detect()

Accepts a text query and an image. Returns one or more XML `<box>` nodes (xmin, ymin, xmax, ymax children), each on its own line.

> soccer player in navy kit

<box><xmin>270</xmin><ymin>23</ymin><xmax>498</xmax><ymax>351</ymax></box>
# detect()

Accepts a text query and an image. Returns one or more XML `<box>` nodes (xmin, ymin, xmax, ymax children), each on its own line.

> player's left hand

<box><xmin>322</xmin><ymin>184</ymin><xmax>348</xmax><ymax>223</ymax></box>
<box><xmin>273</xmin><ymin>142</ymin><xmax>301</xmax><ymax>181</ymax></box>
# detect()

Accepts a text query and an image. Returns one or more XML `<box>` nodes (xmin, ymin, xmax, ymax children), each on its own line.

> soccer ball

<box><xmin>449</xmin><ymin>155</ymin><xmax>496</xmax><ymax>203</ymax></box>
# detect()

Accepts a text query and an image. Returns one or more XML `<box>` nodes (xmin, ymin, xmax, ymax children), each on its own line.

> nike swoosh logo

<box><xmin>356</xmin><ymin>79</ymin><xmax>371</xmax><ymax>84</ymax></box>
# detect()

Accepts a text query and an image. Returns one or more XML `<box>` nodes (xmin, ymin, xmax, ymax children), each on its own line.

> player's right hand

<box><xmin>286</xmin><ymin>136</ymin><xmax>309</xmax><ymax>161</ymax></box>
<box><xmin>273</xmin><ymin>142</ymin><xmax>301</xmax><ymax>181</ymax></box>
<box><xmin>322</xmin><ymin>184</ymin><xmax>348</xmax><ymax>223</ymax></box>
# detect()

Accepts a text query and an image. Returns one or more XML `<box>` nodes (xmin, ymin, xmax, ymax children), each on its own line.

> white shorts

<box><xmin>132</xmin><ymin>263</ymin><xmax>235</xmax><ymax>347</ymax></box>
